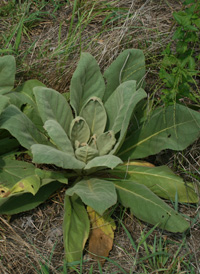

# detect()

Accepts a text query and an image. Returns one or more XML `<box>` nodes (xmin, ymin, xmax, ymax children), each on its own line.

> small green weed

<box><xmin>159</xmin><ymin>0</ymin><xmax>200</xmax><ymax>105</ymax></box>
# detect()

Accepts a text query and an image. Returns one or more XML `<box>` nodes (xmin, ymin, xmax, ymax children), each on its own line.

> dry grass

<box><xmin>0</xmin><ymin>0</ymin><xmax>199</xmax><ymax>273</ymax></box>
<box><xmin>0</xmin><ymin>192</ymin><xmax>199</xmax><ymax>273</ymax></box>
<box><xmin>0</xmin><ymin>0</ymin><xmax>182</xmax><ymax>91</ymax></box>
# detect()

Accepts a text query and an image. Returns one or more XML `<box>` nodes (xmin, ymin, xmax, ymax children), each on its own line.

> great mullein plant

<box><xmin>0</xmin><ymin>50</ymin><xmax>199</xmax><ymax>263</ymax></box>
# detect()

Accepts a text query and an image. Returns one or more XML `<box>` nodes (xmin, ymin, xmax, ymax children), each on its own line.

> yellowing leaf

<box><xmin>0</xmin><ymin>186</ymin><xmax>9</xmax><ymax>197</ymax></box>
<box><xmin>2</xmin><ymin>175</ymin><xmax>41</xmax><ymax>197</ymax></box>
<box><xmin>124</xmin><ymin>161</ymin><xmax>155</xmax><ymax>167</ymax></box>
<box><xmin>87</xmin><ymin>206</ymin><xmax>116</xmax><ymax>264</ymax></box>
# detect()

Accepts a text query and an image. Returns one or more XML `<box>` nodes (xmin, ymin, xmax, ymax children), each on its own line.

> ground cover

<box><xmin>0</xmin><ymin>0</ymin><xmax>199</xmax><ymax>273</ymax></box>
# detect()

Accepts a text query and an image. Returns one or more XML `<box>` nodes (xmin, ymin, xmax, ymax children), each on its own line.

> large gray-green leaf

<box><xmin>7</xmin><ymin>79</ymin><xmax>46</xmax><ymax>131</ymax></box>
<box><xmin>70</xmin><ymin>117</ymin><xmax>90</xmax><ymax>146</ymax></box>
<box><xmin>0</xmin><ymin>136</ymin><xmax>19</xmax><ymax>155</ymax></box>
<box><xmin>0</xmin><ymin>55</ymin><xmax>16</xmax><ymax>95</ymax></box>
<box><xmin>5</xmin><ymin>92</ymin><xmax>29</xmax><ymax>109</ymax></box>
<box><xmin>108</xmin><ymin>164</ymin><xmax>198</xmax><ymax>203</ymax></box>
<box><xmin>118</xmin><ymin>104</ymin><xmax>200</xmax><ymax>160</ymax></box>
<box><xmin>66</xmin><ymin>178</ymin><xmax>117</xmax><ymax>215</ymax></box>
<box><xmin>0</xmin><ymin>105</ymin><xmax>49</xmax><ymax>149</ymax></box>
<box><xmin>0</xmin><ymin>95</ymin><xmax>10</xmax><ymax>115</ymax></box>
<box><xmin>0</xmin><ymin>181</ymin><xmax>62</xmax><ymax>215</ymax></box>
<box><xmin>111</xmin><ymin>87</ymin><xmax>147</xmax><ymax>155</ymax></box>
<box><xmin>63</xmin><ymin>194</ymin><xmax>90</xmax><ymax>262</ymax></box>
<box><xmin>7</xmin><ymin>79</ymin><xmax>45</xmax><ymax>108</ymax></box>
<box><xmin>114</xmin><ymin>180</ymin><xmax>189</xmax><ymax>233</ymax></box>
<box><xmin>70</xmin><ymin>52</ymin><xmax>105</xmax><ymax>115</ymax></box>
<box><xmin>23</xmin><ymin>105</ymin><xmax>44</xmax><ymax>133</ymax></box>
<box><xmin>80</xmin><ymin>97</ymin><xmax>107</xmax><ymax>136</ymax></box>
<box><xmin>35</xmin><ymin>168</ymin><xmax>69</xmax><ymax>184</ymax></box>
<box><xmin>105</xmin><ymin>80</ymin><xmax>138</xmax><ymax>134</ymax></box>
<box><xmin>0</xmin><ymin>156</ymin><xmax>37</xmax><ymax>190</ymax></box>
<box><xmin>75</xmin><ymin>145</ymin><xmax>99</xmax><ymax>163</ymax></box>
<box><xmin>0</xmin><ymin>155</ymin><xmax>61</xmax><ymax>215</ymax></box>
<box><xmin>44</xmin><ymin>120</ymin><xmax>74</xmax><ymax>155</ymax></box>
<box><xmin>130</xmin><ymin>99</ymin><xmax>150</xmax><ymax>132</ymax></box>
<box><xmin>31</xmin><ymin>144</ymin><xmax>85</xmax><ymax>169</ymax></box>
<box><xmin>103</xmin><ymin>49</ymin><xmax>145</xmax><ymax>102</ymax></box>
<box><xmin>97</xmin><ymin>131</ymin><xmax>116</xmax><ymax>155</ymax></box>
<box><xmin>0</xmin><ymin>175</ymin><xmax>41</xmax><ymax>197</ymax></box>
<box><xmin>34</xmin><ymin>87</ymin><xmax>73</xmax><ymax>136</ymax></box>
<box><xmin>0</xmin><ymin>128</ymin><xmax>19</xmax><ymax>156</ymax></box>
<box><xmin>84</xmin><ymin>155</ymin><xmax>122</xmax><ymax>170</ymax></box>
<box><xmin>16</xmin><ymin>79</ymin><xmax>46</xmax><ymax>106</ymax></box>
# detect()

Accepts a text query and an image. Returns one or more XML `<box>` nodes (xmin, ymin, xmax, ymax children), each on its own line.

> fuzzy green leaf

<box><xmin>103</xmin><ymin>49</ymin><xmax>145</xmax><ymax>102</ymax></box>
<box><xmin>0</xmin><ymin>136</ymin><xmax>19</xmax><ymax>155</ymax></box>
<box><xmin>34</xmin><ymin>87</ymin><xmax>73</xmax><ymax>136</ymax></box>
<box><xmin>108</xmin><ymin>164</ymin><xmax>198</xmax><ymax>203</ymax></box>
<box><xmin>75</xmin><ymin>145</ymin><xmax>99</xmax><ymax>163</ymax></box>
<box><xmin>0</xmin><ymin>95</ymin><xmax>10</xmax><ymax>115</ymax></box>
<box><xmin>84</xmin><ymin>155</ymin><xmax>122</xmax><ymax>170</ymax></box>
<box><xmin>23</xmin><ymin>105</ymin><xmax>45</xmax><ymax>133</ymax></box>
<box><xmin>34</xmin><ymin>169</ymin><xmax>68</xmax><ymax>186</ymax></box>
<box><xmin>3</xmin><ymin>88</ymin><xmax>44</xmax><ymax>131</ymax></box>
<box><xmin>114</xmin><ymin>180</ymin><xmax>189</xmax><ymax>233</ymax></box>
<box><xmin>31</xmin><ymin>144</ymin><xmax>85</xmax><ymax>169</ymax></box>
<box><xmin>97</xmin><ymin>131</ymin><xmax>116</xmax><ymax>155</ymax></box>
<box><xmin>11</xmin><ymin>79</ymin><xmax>46</xmax><ymax>107</ymax></box>
<box><xmin>80</xmin><ymin>97</ymin><xmax>107</xmax><ymax>136</ymax></box>
<box><xmin>0</xmin><ymin>105</ymin><xmax>49</xmax><ymax>149</ymax></box>
<box><xmin>0</xmin><ymin>156</ymin><xmax>37</xmax><ymax>190</ymax></box>
<box><xmin>1</xmin><ymin>175</ymin><xmax>40</xmax><ymax>197</ymax></box>
<box><xmin>105</xmin><ymin>80</ymin><xmax>139</xmax><ymax>134</ymax></box>
<box><xmin>118</xmin><ymin>104</ymin><xmax>200</xmax><ymax>160</ymax></box>
<box><xmin>0</xmin><ymin>155</ymin><xmax>62</xmax><ymax>215</ymax></box>
<box><xmin>70</xmin><ymin>117</ymin><xmax>90</xmax><ymax>146</ymax></box>
<box><xmin>111</xmin><ymin>87</ymin><xmax>147</xmax><ymax>154</ymax></box>
<box><xmin>88</xmin><ymin>135</ymin><xmax>98</xmax><ymax>150</ymax></box>
<box><xmin>66</xmin><ymin>178</ymin><xmax>117</xmax><ymax>215</ymax></box>
<box><xmin>0</xmin><ymin>55</ymin><xmax>16</xmax><ymax>95</ymax></box>
<box><xmin>14</xmin><ymin>79</ymin><xmax>46</xmax><ymax>131</ymax></box>
<box><xmin>70</xmin><ymin>52</ymin><xmax>105</xmax><ymax>115</ymax></box>
<box><xmin>35</xmin><ymin>168</ymin><xmax>69</xmax><ymax>185</ymax></box>
<box><xmin>44</xmin><ymin>120</ymin><xmax>74</xmax><ymax>155</ymax></box>
<box><xmin>63</xmin><ymin>194</ymin><xmax>90</xmax><ymax>262</ymax></box>
<box><xmin>0</xmin><ymin>181</ymin><xmax>62</xmax><ymax>215</ymax></box>
<box><xmin>2</xmin><ymin>92</ymin><xmax>25</xmax><ymax>109</ymax></box>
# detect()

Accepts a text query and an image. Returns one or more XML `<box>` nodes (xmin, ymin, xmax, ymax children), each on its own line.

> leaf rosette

<box><xmin>0</xmin><ymin>50</ymin><xmax>199</xmax><ymax>264</ymax></box>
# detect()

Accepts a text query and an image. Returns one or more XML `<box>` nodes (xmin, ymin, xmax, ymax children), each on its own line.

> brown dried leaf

<box><xmin>87</xmin><ymin>207</ymin><xmax>116</xmax><ymax>264</ymax></box>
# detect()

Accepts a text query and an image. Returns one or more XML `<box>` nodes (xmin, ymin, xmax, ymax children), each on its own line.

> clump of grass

<box><xmin>1</xmin><ymin>0</ymin><xmax>181</xmax><ymax>91</ymax></box>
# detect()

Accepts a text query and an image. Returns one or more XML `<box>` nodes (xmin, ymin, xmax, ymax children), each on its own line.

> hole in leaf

<box><xmin>167</xmin><ymin>134</ymin><xmax>171</xmax><ymax>138</ymax></box>
<box><xmin>162</xmin><ymin>215</ymin><xmax>165</xmax><ymax>218</ymax></box>
<box><xmin>0</xmin><ymin>190</ymin><xmax>5</xmax><ymax>194</ymax></box>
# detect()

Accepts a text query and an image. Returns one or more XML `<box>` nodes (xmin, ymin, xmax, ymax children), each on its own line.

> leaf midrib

<box><xmin>118</xmin><ymin>119</ymin><xmax>195</xmax><ymax>156</ymax></box>
<box><xmin>115</xmin><ymin>183</ymin><xmax>173</xmax><ymax>216</ymax></box>
<box><xmin>113</xmin><ymin>169</ymin><xmax>181</xmax><ymax>184</ymax></box>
